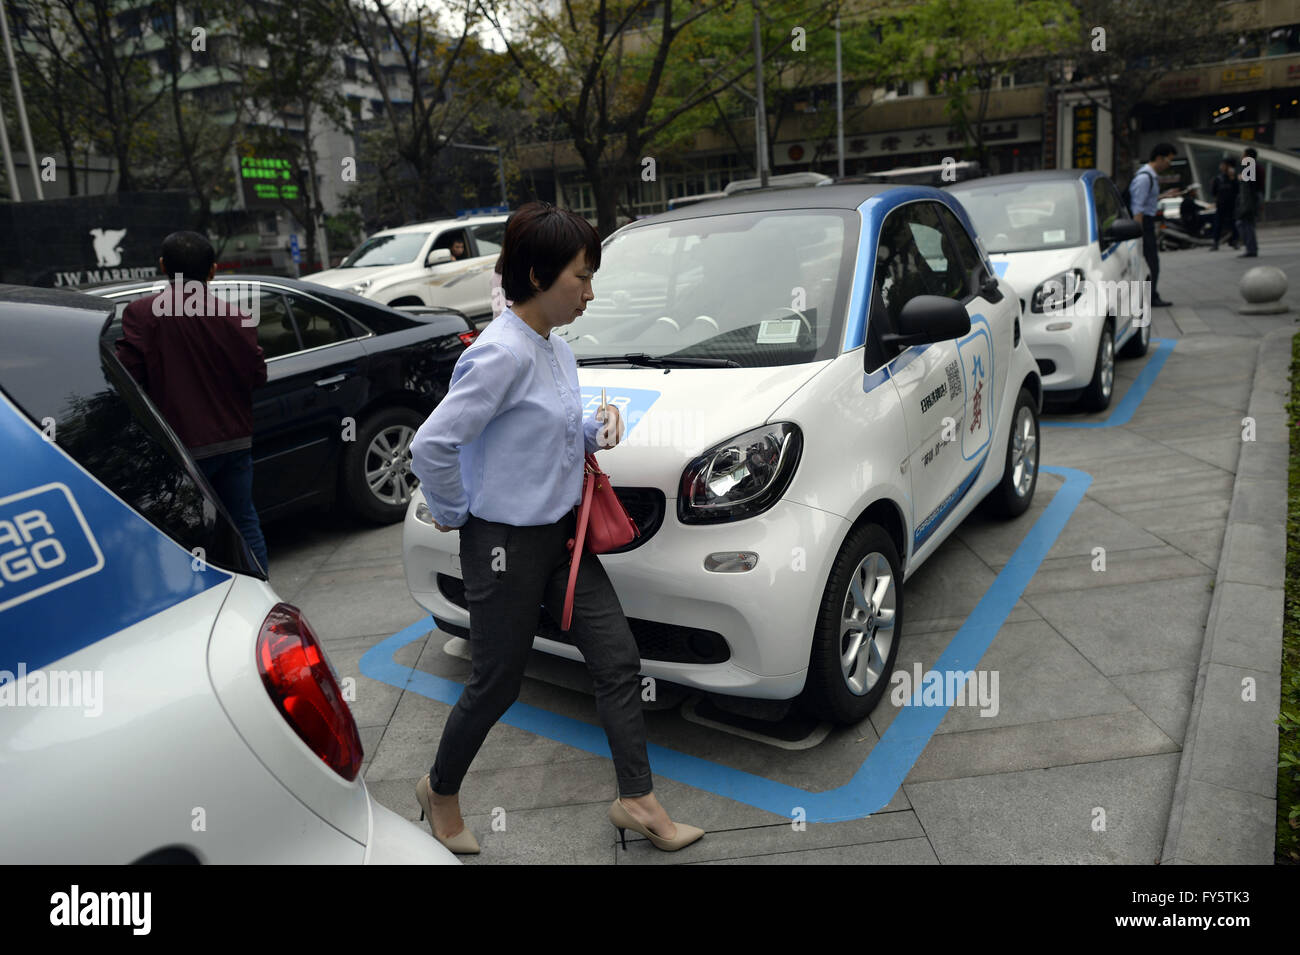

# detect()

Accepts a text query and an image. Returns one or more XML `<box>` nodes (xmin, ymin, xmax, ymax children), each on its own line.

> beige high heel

<box><xmin>415</xmin><ymin>774</ymin><xmax>480</xmax><ymax>855</ymax></box>
<box><xmin>609</xmin><ymin>798</ymin><xmax>704</xmax><ymax>852</ymax></box>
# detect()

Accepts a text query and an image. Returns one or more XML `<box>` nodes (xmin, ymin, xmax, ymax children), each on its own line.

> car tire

<box><xmin>1119</xmin><ymin>311</ymin><xmax>1151</xmax><ymax>359</ymax></box>
<box><xmin>983</xmin><ymin>387</ymin><xmax>1039</xmax><ymax>520</ymax></box>
<box><xmin>341</xmin><ymin>406</ymin><xmax>425</xmax><ymax>524</ymax></box>
<box><xmin>1079</xmin><ymin>324</ymin><xmax>1115</xmax><ymax>412</ymax></box>
<box><xmin>797</xmin><ymin>523</ymin><xmax>903</xmax><ymax>725</ymax></box>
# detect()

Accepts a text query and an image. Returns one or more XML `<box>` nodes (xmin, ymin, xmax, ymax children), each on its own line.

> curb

<box><xmin>1159</xmin><ymin>325</ymin><xmax>1293</xmax><ymax>864</ymax></box>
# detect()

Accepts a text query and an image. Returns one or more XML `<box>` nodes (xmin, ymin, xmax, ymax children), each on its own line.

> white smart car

<box><xmin>307</xmin><ymin>213</ymin><xmax>509</xmax><ymax>322</ymax></box>
<box><xmin>402</xmin><ymin>184</ymin><xmax>1043</xmax><ymax>725</ymax></box>
<box><xmin>946</xmin><ymin>169</ymin><xmax>1151</xmax><ymax>411</ymax></box>
<box><xmin>0</xmin><ymin>285</ymin><xmax>456</xmax><ymax>864</ymax></box>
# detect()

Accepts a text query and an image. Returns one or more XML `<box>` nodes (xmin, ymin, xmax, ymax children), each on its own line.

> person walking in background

<box><xmin>1210</xmin><ymin>158</ymin><xmax>1240</xmax><ymax>251</ymax></box>
<box><xmin>1129</xmin><ymin>143</ymin><xmax>1180</xmax><ymax>308</ymax></box>
<box><xmin>114</xmin><ymin>231</ymin><xmax>270</xmax><ymax>574</ymax></box>
<box><xmin>408</xmin><ymin>200</ymin><xmax>703</xmax><ymax>855</ymax></box>
<box><xmin>1235</xmin><ymin>147</ymin><xmax>1261</xmax><ymax>258</ymax></box>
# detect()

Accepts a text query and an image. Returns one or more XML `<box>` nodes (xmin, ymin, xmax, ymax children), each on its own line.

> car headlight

<box><xmin>678</xmin><ymin>423</ymin><xmax>802</xmax><ymax>524</ymax></box>
<box><xmin>1030</xmin><ymin>268</ymin><xmax>1085</xmax><ymax>313</ymax></box>
<box><xmin>348</xmin><ymin>279</ymin><xmax>374</xmax><ymax>293</ymax></box>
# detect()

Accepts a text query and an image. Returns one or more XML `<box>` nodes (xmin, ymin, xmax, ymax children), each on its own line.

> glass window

<box><xmin>909</xmin><ymin>203</ymin><xmax>968</xmax><ymax>301</ymax></box>
<box><xmin>285</xmin><ymin>292</ymin><xmax>351</xmax><ymax>349</ymax></box>
<box><xmin>469</xmin><ymin>222</ymin><xmax>505</xmax><ymax>256</ymax></box>
<box><xmin>340</xmin><ymin>232</ymin><xmax>431</xmax><ymax>267</ymax></box>
<box><xmin>947</xmin><ymin>179</ymin><xmax>1086</xmax><ymax>253</ymax></box>
<box><xmin>555</xmin><ymin>210</ymin><xmax>855</xmax><ymax>368</ymax></box>
<box><xmin>211</xmin><ymin>286</ymin><xmax>299</xmax><ymax>358</ymax></box>
<box><xmin>932</xmin><ymin>202</ymin><xmax>984</xmax><ymax>290</ymax></box>
<box><xmin>1093</xmin><ymin>178</ymin><xmax>1122</xmax><ymax>240</ymax></box>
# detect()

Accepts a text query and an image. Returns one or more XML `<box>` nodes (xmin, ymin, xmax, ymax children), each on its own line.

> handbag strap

<box><xmin>561</xmin><ymin>458</ymin><xmax>597</xmax><ymax>631</ymax></box>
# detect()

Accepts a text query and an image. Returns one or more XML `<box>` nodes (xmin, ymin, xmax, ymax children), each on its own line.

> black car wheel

<box><xmin>342</xmin><ymin>406</ymin><xmax>425</xmax><ymax>524</ymax></box>
<box><xmin>798</xmin><ymin>523</ymin><xmax>903</xmax><ymax>725</ymax></box>
<box><xmin>1079</xmin><ymin>324</ymin><xmax>1115</xmax><ymax>412</ymax></box>
<box><xmin>983</xmin><ymin>387</ymin><xmax>1039</xmax><ymax>520</ymax></box>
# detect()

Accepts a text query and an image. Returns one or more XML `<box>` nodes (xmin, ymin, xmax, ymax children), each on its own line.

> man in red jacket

<box><xmin>115</xmin><ymin>231</ymin><xmax>269</xmax><ymax>573</ymax></box>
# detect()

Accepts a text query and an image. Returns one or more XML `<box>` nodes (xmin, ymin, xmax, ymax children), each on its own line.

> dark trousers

<box><xmin>1237</xmin><ymin>216</ymin><xmax>1258</xmax><ymax>255</ymax></box>
<box><xmin>1211</xmin><ymin>207</ymin><xmax>1238</xmax><ymax>247</ymax></box>
<box><xmin>1141</xmin><ymin>216</ymin><xmax>1161</xmax><ymax>301</ymax></box>
<box><xmin>196</xmin><ymin>448</ymin><xmax>268</xmax><ymax>574</ymax></box>
<box><xmin>429</xmin><ymin>510</ymin><xmax>653</xmax><ymax>798</ymax></box>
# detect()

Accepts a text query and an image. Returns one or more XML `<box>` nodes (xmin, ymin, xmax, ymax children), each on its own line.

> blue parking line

<box><xmin>1043</xmin><ymin>337</ymin><xmax>1175</xmax><ymax>429</ymax></box>
<box><xmin>359</xmin><ymin>466</ymin><xmax>1089</xmax><ymax>823</ymax></box>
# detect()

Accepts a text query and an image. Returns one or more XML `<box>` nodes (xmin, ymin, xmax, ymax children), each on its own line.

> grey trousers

<box><xmin>429</xmin><ymin>510</ymin><xmax>654</xmax><ymax>798</ymax></box>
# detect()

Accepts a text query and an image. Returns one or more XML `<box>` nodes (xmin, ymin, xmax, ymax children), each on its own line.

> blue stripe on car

<box><xmin>0</xmin><ymin>392</ymin><xmax>231</xmax><ymax>676</ymax></box>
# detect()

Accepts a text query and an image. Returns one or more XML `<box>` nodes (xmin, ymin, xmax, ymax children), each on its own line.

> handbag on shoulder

<box><xmin>561</xmin><ymin>453</ymin><xmax>638</xmax><ymax>630</ymax></box>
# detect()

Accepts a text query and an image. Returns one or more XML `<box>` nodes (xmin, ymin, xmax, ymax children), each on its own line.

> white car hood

<box><xmin>305</xmin><ymin>265</ymin><xmax>407</xmax><ymax>289</ymax></box>
<box><xmin>988</xmin><ymin>247</ymin><xmax>1089</xmax><ymax>300</ymax></box>
<box><xmin>578</xmin><ymin>362</ymin><xmax>831</xmax><ymax>493</ymax></box>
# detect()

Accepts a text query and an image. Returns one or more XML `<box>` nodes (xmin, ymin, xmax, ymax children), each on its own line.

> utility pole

<box><xmin>835</xmin><ymin>15</ymin><xmax>845</xmax><ymax>179</ymax></box>
<box><xmin>0</xmin><ymin>0</ymin><xmax>43</xmax><ymax>199</ymax></box>
<box><xmin>752</xmin><ymin>1</ymin><xmax>768</xmax><ymax>187</ymax></box>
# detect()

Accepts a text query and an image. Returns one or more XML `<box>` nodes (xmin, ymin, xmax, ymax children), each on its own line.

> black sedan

<box><xmin>85</xmin><ymin>275</ymin><xmax>476</xmax><ymax>524</ymax></box>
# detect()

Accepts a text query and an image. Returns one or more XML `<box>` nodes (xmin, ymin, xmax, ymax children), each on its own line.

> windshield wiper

<box><xmin>577</xmin><ymin>352</ymin><xmax>740</xmax><ymax>369</ymax></box>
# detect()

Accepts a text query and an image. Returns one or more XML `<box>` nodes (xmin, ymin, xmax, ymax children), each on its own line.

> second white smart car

<box><xmin>946</xmin><ymin>170</ymin><xmax>1151</xmax><ymax>412</ymax></box>
<box><xmin>403</xmin><ymin>185</ymin><xmax>1043</xmax><ymax>725</ymax></box>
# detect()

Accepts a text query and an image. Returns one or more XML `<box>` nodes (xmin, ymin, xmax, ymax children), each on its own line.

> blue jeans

<box><xmin>196</xmin><ymin>449</ymin><xmax>268</xmax><ymax>574</ymax></box>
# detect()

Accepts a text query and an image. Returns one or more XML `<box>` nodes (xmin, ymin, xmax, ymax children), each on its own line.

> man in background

<box><xmin>1129</xmin><ymin>142</ymin><xmax>1180</xmax><ymax>308</ymax></box>
<box><xmin>1235</xmin><ymin>147</ymin><xmax>1261</xmax><ymax>258</ymax></box>
<box><xmin>1210</xmin><ymin>158</ymin><xmax>1239</xmax><ymax>251</ymax></box>
<box><xmin>114</xmin><ymin>231</ymin><xmax>270</xmax><ymax>573</ymax></box>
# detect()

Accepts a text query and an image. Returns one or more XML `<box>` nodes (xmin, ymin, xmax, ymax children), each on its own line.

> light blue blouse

<box><xmin>410</xmin><ymin>307</ymin><xmax>602</xmax><ymax>528</ymax></box>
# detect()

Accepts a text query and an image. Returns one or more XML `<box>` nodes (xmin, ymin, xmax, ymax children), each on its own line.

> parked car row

<box><xmin>1</xmin><ymin>168</ymin><xmax>1157</xmax><ymax>860</ymax></box>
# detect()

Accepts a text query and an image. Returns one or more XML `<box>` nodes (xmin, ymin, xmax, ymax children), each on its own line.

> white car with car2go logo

<box><xmin>945</xmin><ymin>169</ymin><xmax>1151</xmax><ymax>412</ymax></box>
<box><xmin>403</xmin><ymin>185</ymin><xmax>1043</xmax><ymax>724</ymax></box>
<box><xmin>0</xmin><ymin>285</ymin><xmax>456</xmax><ymax>864</ymax></box>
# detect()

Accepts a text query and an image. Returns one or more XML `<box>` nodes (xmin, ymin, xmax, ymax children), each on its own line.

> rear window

<box><xmin>0</xmin><ymin>296</ymin><xmax>261</xmax><ymax>577</ymax></box>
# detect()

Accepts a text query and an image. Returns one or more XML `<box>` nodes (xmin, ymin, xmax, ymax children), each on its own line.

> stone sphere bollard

<box><xmin>1238</xmin><ymin>265</ymin><xmax>1289</xmax><ymax>314</ymax></box>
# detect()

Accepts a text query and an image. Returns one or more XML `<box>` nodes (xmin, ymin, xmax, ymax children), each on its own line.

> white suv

<box><xmin>307</xmin><ymin>214</ymin><xmax>508</xmax><ymax>322</ymax></box>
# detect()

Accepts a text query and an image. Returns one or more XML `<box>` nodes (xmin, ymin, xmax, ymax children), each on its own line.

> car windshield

<box><xmin>557</xmin><ymin>210</ymin><xmax>855</xmax><ymax>368</ymax></box>
<box><xmin>948</xmin><ymin>181</ymin><xmax>1085</xmax><ymax>253</ymax></box>
<box><xmin>341</xmin><ymin>232</ymin><xmax>430</xmax><ymax>267</ymax></box>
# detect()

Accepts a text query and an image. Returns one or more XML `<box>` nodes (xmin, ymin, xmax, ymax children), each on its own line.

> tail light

<box><xmin>457</xmin><ymin>329</ymin><xmax>479</xmax><ymax>346</ymax></box>
<box><xmin>256</xmin><ymin>603</ymin><xmax>363</xmax><ymax>780</ymax></box>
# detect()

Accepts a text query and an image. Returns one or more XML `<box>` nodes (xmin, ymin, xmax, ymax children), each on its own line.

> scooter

<box><xmin>1156</xmin><ymin>211</ymin><xmax>1214</xmax><ymax>251</ymax></box>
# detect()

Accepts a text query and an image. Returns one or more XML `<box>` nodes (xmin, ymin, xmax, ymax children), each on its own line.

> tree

<box><xmin>479</xmin><ymin>0</ymin><xmax>839</xmax><ymax>236</ymax></box>
<box><xmin>239</xmin><ymin>0</ymin><xmax>353</xmax><ymax>271</ymax></box>
<box><xmin>341</xmin><ymin>0</ymin><xmax>505</xmax><ymax>224</ymax></box>
<box><xmin>895</xmin><ymin>0</ymin><xmax>1078</xmax><ymax>168</ymax></box>
<box><xmin>1059</xmin><ymin>0</ymin><xmax>1223</xmax><ymax>176</ymax></box>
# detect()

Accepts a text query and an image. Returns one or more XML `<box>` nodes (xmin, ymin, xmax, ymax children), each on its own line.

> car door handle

<box><xmin>315</xmin><ymin>374</ymin><xmax>348</xmax><ymax>388</ymax></box>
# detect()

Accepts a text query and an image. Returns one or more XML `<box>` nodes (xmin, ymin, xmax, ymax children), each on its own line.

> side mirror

<box><xmin>972</xmin><ymin>264</ymin><xmax>1003</xmax><ymax>303</ymax></box>
<box><xmin>881</xmin><ymin>295</ymin><xmax>971</xmax><ymax>349</ymax></box>
<box><xmin>425</xmin><ymin>248</ymin><xmax>453</xmax><ymax>267</ymax></box>
<box><xmin>1103</xmin><ymin>218</ymin><xmax>1141</xmax><ymax>242</ymax></box>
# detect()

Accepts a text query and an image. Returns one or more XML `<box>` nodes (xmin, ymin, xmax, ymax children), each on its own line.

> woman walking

<box><xmin>408</xmin><ymin>200</ymin><xmax>704</xmax><ymax>855</ymax></box>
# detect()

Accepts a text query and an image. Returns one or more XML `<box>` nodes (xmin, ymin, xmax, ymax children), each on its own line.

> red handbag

<box><xmin>561</xmin><ymin>453</ymin><xmax>638</xmax><ymax>630</ymax></box>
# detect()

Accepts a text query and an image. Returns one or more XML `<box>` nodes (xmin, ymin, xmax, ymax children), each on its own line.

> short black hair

<box><xmin>1243</xmin><ymin>147</ymin><xmax>1258</xmax><ymax>159</ymax></box>
<box><xmin>495</xmin><ymin>201</ymin><xmax>601</xmax><ymax>304</ymax></box>
<box><xmin>1149</xmin><ymin>143</ymin><xmax>1177</xmax><ymax>162</ymax></box>
<box><xmin>160</xmin><ymin>231</ymin><xmax>215</xmax><ymax>280</ymax></box>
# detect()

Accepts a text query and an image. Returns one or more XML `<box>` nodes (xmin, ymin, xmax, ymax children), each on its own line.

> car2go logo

<box><xmin>0</xmin><ymin>483</ymin><xmax>105</xmax><ymax>613</ymax></box>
